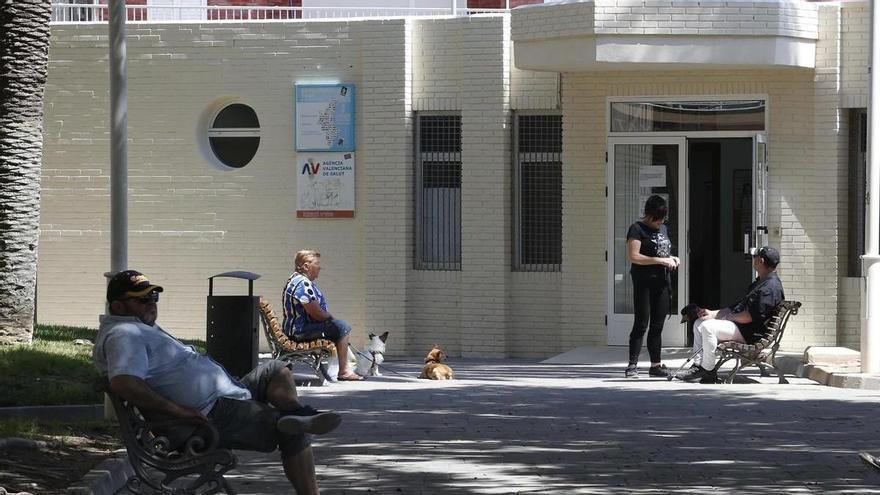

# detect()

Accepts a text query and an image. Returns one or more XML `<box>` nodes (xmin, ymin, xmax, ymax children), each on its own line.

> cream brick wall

<box><xmin>508</xmin><ymin>22</ymin><xmax>559</xmax><ymax>110</ymax></box>
<box><xmin>840</xmin><ymin>3</ymin><xmax>868</xmax><ymax>108</ymax></box>
<box><xmin>41</xmin><ymin>6</ymin><xmax>855</xmax><ymax>358</ymax></box>
<box><xmin>459</xmin><ymin>16</ymin><xmax>510</xmax><ymax>357</ymax></box>
<box><xmin>559</xmin><ymin>73</ymin><xmax>607</xmax><ymax>351</ymax></box>
<box><xmin>411</xmin><ymin>17</ymin><xmax>463</xmax><ymax>111</ymax></box>
<box><xmin>408</xmin><ymin>17</ymin><xmax>466</xmax><ymax>355</ymax></box>
<box><xmin>406</xmin><ymin>15</ymin><xmax>562</xmax><ymax>358</ymax></box>
<box><xmin>512</xmin><ymin>0</ymin><xmax>819</xmax><ymax>41</ymax></box>
<box><xmin>358</xmin><ymin>20</ymin><xmax>413</xmax><ymax>351</ymax></box>
<box><xmin>42</xmin><ymin>20</ymin><xmax>409</xmax><ymax>351</ymax></box>
<box><xmin>43</xmin><ymin>15</ymin><xmax>563</xmax><ymax>357</ymax></box>
<box><xmin>802</xmin><ymin>5</ymin><xmax>843</xmax><ymax>349</ymax></box>
<box><xmin>512</xmin><ymin>2</ymin><xmax>595</xmax><ymax>41</ymax></box>
<box><xmin>561</xmin><ymin>62</ymin><xmax>841</xmax><ymax>351</ymax></box>
<box><xmin>839</xmin><ymin>277</ymin><xmax>860</xmax><ymax>349</ymax></box>
<box><xmin>835</xmin><ymin>3</ymin><xmax>865</xmax><ymax>349</ymax></box>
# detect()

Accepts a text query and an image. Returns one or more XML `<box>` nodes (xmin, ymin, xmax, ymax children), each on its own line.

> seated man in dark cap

<box><xmin>94</xmin><ymin>270</ymin><xmax>341</xmax><ymax>495</ymax></box>
<box><xmin>682</xmin><ymin>246</ymin><xmax>785</xmax><ymax>384</ymax></box>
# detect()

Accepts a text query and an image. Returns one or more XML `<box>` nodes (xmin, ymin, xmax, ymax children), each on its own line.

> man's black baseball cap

<box><xmin>107</xmin><ymin>270</ymin><xmax>164</xmax><ymax>302</ymax></box>
<box><xmin>753</xmin><ymin>246</ymin><xmax>780</xmax><ymax>268</ymax></box>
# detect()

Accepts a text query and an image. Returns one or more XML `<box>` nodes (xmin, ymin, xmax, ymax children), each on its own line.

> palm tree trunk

<box><xmin>0</xmin><ymin>0</ymin><xmax>52</xmax><ymax>345</ymax></box>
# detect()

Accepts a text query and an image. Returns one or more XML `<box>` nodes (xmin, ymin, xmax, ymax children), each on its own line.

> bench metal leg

<box><xmin>767</xmin><ymin>356</ymin><xmax>788</xmax><ymax>384</ymax></box>
<box><xmin>222</xmin><ymin>476</ymin><xmax>237</xmax><ymax>494</ymax></box>
<box><xmin>316</xmin><ymin>355</ymin><xmax>332</xmax><ymax>384</ymax></box>
<box><xmin>722</xmin><ymin>358</ymin><xmax>743</xmax><ymax>384</ymax></box>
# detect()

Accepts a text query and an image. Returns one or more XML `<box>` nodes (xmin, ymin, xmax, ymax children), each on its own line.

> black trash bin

<box><xmin>206</xmin><ymin>271</ymin><xmax>260</xmax><ymax>378</ymax></box>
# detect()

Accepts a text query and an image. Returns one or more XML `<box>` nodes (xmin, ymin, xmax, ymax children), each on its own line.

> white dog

<box><xmin>354</xmin><ymin>332</ymin><xmax>389</xmax><ymax>377</ymax></box>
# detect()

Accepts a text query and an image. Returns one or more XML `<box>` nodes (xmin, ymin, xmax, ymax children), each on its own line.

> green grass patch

<box><xmin>0</xmin><ymin>417</ymin><xmax>117</xmax><ymax>442</ymax></box>
<box><xmin>0</xmin><ymin>323</ymin><xmax>206</xmax><ymax>407</ymax></box>
<box><xmin>0</xmin><ymin>324</ymin><xmax>101</xmax><ymax>407</ymax></box>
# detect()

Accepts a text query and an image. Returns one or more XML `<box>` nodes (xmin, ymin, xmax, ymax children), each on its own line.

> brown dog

<box><xmin>419</xmin><ymin>346</ymin><xmax>454</xmax><ymax>380</ymax></box>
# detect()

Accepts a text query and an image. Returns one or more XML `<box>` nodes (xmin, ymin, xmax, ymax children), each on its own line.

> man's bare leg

<box><xmin>283</xmin><ymin>446</ymin><xmax>319</xmax><ymax>495</ymax></box>
<box><xmin>266</xmin><ymin>366</ymin><xmax>301</xmax><ymax>410</ymax></box>
<box><xmin>336</xmin><ymin>334</ymin><xmax>352</xmax><ymax>375</ymax></box>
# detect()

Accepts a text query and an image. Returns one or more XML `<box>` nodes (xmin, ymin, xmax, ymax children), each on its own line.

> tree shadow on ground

<box><xmin>229</xmin><ymin>359</ymin><xmax>880</xmax><ymax>494</ymax></box>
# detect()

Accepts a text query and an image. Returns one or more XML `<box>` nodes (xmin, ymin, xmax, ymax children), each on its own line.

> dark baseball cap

<box><xmin>753</xmin><ymin>246</ymin><xmax>780</xmax><ymax>268</ymax></box>
<box><xmin>106</xmin><ymin>270</ymin><xmax>164</xmax><ymax>302</ymax></box>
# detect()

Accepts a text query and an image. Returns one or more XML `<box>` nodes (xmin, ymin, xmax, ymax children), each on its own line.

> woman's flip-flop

<box><xmin>337</xmin><ymin>372</ymin><xmax>364</xmax><ymax>381</ymax></box>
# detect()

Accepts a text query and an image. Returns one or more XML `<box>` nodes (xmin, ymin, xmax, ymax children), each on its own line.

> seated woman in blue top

<box><xmin>282</xmin><ymin>250</ymin><xmax>363</xmax><ymax>381</ymax></box>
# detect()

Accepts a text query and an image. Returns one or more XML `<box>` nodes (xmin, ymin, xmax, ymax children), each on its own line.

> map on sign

<box><xmin>295</xmin><ymin>84</ymin><xmax>355</xmax><ymax>152</ymax></box>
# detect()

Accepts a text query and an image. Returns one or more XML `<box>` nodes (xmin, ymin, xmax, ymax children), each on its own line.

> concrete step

<box><xmin>803</xmin><ymin>346</ymin><xmax>861</xmax><ymax>367</ymax></box>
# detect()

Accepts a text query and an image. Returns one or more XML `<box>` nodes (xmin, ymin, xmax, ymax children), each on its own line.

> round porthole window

<box><xmin>207</xmin><ymin>103</ymin><xmax>260</xmax><ymax>168</ymax></box>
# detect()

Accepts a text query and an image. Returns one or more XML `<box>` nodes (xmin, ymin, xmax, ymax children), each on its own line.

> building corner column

<box><xmin>862</xmin><ymin>0</ymin><xmax>880</xmax><ymax>373</ymax></box>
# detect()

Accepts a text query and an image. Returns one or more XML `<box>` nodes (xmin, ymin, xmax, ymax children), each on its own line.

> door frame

<box><xmin>606</xmin><ymin>132</ymin><xmax>768</xmax><ymax>347</ymax></box>
<box><xmin>753</xmin><ymin>133</ymin><xmax>769</xmax><ymax>253</ymax></box>
<box><xmin>605</xmin><ymin>96</ymin><xmax>770</xmax><ymax>347</ymax></box>
<box><xmin>606</xmin><ymin>136</ymin><xmax>688</xmax><ymax>346</ymax></box>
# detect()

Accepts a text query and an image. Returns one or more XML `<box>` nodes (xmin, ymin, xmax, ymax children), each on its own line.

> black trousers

<box><xmin>628</xmin><ymin>275</ymin><xmax>669</xmax><ymax>365</ymax></box>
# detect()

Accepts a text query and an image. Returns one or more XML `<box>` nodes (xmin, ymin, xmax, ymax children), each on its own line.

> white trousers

<box><xmin>692</xmin><ymin>318</ymin><xmax>746</xmax><ymax>369</ymax></box>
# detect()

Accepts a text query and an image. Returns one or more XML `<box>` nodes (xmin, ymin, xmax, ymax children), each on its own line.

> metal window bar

<box><xmin>415</xmin><ymin>113</ymin><xmax>462</xmax><ymax>271</ymax></box>
<box><xmin>513</xmin><ymin>112</ymin><xmax>562</xmax><ymax>272</ymax></box>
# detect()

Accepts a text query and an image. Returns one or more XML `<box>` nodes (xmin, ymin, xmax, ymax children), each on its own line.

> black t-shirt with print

<box><xmin>727</xmin><ymin>271</ymin><xmax>785</xmax><ymax>344</ymax></box>
<box><xmin>626</xmin><ymin>221</ymin><xmax>671</xmax><ymax>281</ymax></box>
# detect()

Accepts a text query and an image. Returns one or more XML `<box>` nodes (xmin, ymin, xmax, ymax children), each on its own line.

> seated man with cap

<box><xmin>94</xmin><ymin>270</ymin><xmax>341</xmax><ymax>495</ymax></box>
<box><xmin>682</xmin><ymin>246</ymin><xmax>785</xmax><ymax>384</ymax></box>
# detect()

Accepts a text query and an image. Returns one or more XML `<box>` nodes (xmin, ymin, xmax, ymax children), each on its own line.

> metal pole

<box><xmin>109</xmin><ymin>0</ymin><xmax>128</xmax><ymax>276</ymax></box>
<box><xmin>105</xmin><ymin>0</ymin><xmax>128</xmax><ymax>419</ymax></box>
<box><xmin>451</xmin><ymin>0</ymin><xmax>456</xmax><ymax>16</ymax></box>
<box><xmin>863</xmin><ymin>0</ymin><xmax>880</xmax><ymax>373</ymax></box>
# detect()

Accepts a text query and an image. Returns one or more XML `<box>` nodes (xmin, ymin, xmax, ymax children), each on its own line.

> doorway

<box><xmin>607</xmin><ymin>135</ymin><xmax>765</xmax><ymax>347</ymax></box>
<box><xmin>605</xmin><ymin>98</ymin><xmax>768</xmax><ymax>348</ymax></box>
<box><xmin>606</xmin><ymin>137</ymin><xmax>687</xmax><ymax>346</ymax></box>
<box><xmin>687</xmin><ymin>138</ymin><xmax>755</xmax><ymax>342</ymax></box>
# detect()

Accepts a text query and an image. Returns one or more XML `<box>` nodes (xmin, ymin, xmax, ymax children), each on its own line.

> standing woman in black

<box><xmin>625</xmin><ymin>195</ymin><xmax>679</xmax><ymax>378</ymax></box>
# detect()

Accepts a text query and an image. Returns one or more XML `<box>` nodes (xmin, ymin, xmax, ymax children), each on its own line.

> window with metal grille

<box><xmin>514</xmin><ymin>113</ymin><xmax>562</xmax><ymax>271</ymax></box>
<box><xmin>415</xmin><ymin>114</ymin><xmax>462</xmax><ymax>270</ymax></box>
<box><xmin>848</xmin><ymin>108</ymin><xmax>867</xmax><ymax>277</ymax></box>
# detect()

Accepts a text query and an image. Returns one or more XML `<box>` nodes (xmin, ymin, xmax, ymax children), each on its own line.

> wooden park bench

<box><xmin>257</xmin><ymin>297</ymin><xmax>337</xmax><ymax>384</ymax></box>
<box><xmin>711</xmin><ymin>300</ymin><xmax>802</xmax><ymax>384</ymax></box>
<box><xmin>96</xmin><ymin>377</ymin><xmax>237</xmax><ymax>494</ymax></box>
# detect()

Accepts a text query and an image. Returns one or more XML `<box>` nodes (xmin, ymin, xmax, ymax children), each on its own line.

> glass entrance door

<box><xmin>607</xmin><ymin>137</ymin><xmax>687</xmax><ymax>346</ymax></box>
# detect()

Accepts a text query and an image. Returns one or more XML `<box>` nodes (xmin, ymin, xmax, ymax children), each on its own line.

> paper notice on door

<box><xmin>639</xmin><ymin>166</ymin><xmax>666</xmax><ymax>188</ymax></box>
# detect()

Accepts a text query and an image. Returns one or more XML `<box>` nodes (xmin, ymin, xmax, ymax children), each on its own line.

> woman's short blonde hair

<box><xmin>294</xmin><ymin>250</ymin><xmax>321</xmax><ymax>273</ymax></box>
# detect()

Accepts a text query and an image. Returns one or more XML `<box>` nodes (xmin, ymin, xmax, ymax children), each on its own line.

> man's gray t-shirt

<box><xmin>94</xmin><ymin>315</ymin><xmax>251</xmax><ymax>415</ymax></box>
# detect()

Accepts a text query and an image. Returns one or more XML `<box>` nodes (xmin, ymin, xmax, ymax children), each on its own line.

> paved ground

<box><xmin>211</xmin><ymin>355</ymin><xmax>880</xmax><ymax>495</ymax></box>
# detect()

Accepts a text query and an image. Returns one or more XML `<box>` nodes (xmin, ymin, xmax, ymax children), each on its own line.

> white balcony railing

<box><xmin>50</xmin><ymin>3</ymin><xmax>510</xmax><ymax>23</ymax></box>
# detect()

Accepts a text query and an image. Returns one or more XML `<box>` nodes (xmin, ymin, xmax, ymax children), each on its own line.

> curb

<box><xmin>67</xmin><ymin>451</ymin><xmax>133</xmax><ymax>495</ymax></box>
<box><xmin>0</xmin><ymin>405</ymin><xmax>103</xmax><ymax>421</ymax></box>
<box><xmin>776</xmin><ymin>354</ymin><xmax>880</xmax><ymax>390</ymax></box>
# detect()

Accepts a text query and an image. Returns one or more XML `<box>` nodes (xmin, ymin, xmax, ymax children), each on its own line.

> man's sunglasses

<box><xmin>126</xmin><ymin>292</ymin><xmax>159</xmax><ymax>304</ymax></box>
